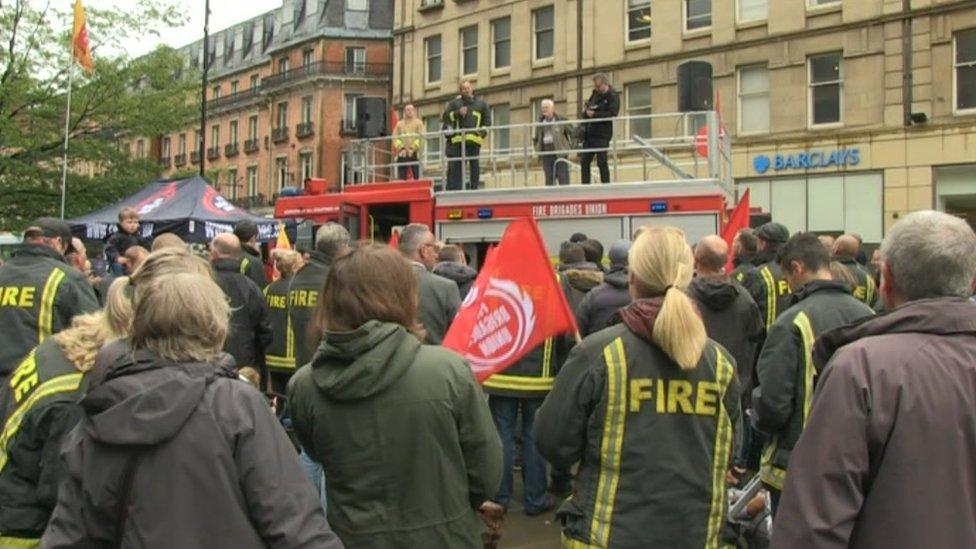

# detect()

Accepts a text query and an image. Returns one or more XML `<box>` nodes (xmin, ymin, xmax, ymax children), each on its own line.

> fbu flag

<box><xmin>443</xmin><ymin>217</ymin><xmax>578</xmax><ymax>383</ymax></box>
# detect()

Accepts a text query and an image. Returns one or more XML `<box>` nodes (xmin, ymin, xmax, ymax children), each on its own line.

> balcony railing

<box><xmin>174</xmin><ymin>153</ymin><xmax>187</xmax><ymax>166</ymax></box>
<box><xmin>225</xmin><ymin>143</ymin><xmax>240</xmax><ymax>157</ymax></box>
<box><xmin>206</xmin><ymin>88</ymin><xmax>262</xmax><ymax>111</ymax></box>
<box><xmin>262</xmin><ymin>61</ymin><xmax>392</xmax><ymax>88</ymax></box>
<box><xmin>272</xmin><ymin>127</ymin><xmax>289</xmax><ymax>143</ymax></box>
<box><xmin>159</xmin><ymin>156</ymin><xmax>172</xmax><ymax>168</ymax></box>
<box><xmin>207</xmin><ymin>146</ymin><xmax>220</xmax><ymax>161</ymax></box>
<box><xmin>190</xmin><ymin>150</ymin><xmax>201</xmax><ymax>164</ymax></box>
<box><xmin>233</xmin><ymin>194</ymin><xmax>270</xmax><ymax>210</ymax></box>
<box><xmin>296</xmin><ymin>122</ymin><xmax>314</xmax><ymax>138</ymax></box>
<box><xmin>244</xmin><ymin>138</ymin><xmax>260</xmax><ymax>153</ymax></box>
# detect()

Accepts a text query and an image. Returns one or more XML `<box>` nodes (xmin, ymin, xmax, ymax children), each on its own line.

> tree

<box><xmin>0</xmin><ymin>0</ymin><xmax>199</xmax><ymax>229</ymax></box>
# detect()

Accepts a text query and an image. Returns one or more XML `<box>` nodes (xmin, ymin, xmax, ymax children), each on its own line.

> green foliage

<box><xmin>0</xmin><ymin>0</ymin><xmax>199</xmax><ymax>229</ymax></box>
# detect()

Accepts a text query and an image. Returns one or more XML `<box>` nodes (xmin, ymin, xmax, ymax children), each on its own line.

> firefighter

<box><xmin>287</xmin><ymin>223</ymin><xmax>350</xmax><ymax>369</ymax></box>
<box><xmin>235</xmin><ymin>220</ymin><xmax>268</xmax><ymax>290</ymax></box>
<box><xmin>265</xmin><ymin>249</ymin><xmax>304</xmax><ymax>393</ymax></box>
<box><xmin>0</xmin><ymin>218</ymin><xmax>99</xmax><ymax>391</ymax></box>
<box><xmin>536</xmin><ymin>226</ymin><xmax>741</xmax><ymax>548</ymax></box>
<box><xmin>740</xmin><ymin>222</ymin><xmax>793</xmax><ymax>330</ymax></box>
<box><xmin>752</xmin><ymin>232</ymin><xmax>874</xmax><ymax>513</ymax></box>
<box><xmin>442</xmin><ymin>80</ymin><xmax>490</xmax><ymax>191</ymax></box>
<box><xmin>832</xmin><ymin>234</ymin><xmax>878</xmax><ymax>307</ymax></box>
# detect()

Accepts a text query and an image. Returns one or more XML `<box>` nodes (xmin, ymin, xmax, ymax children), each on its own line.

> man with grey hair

<box><xmin>534</xmin><ymin>99</ymin><xmax>573</xmax><ymax>186</ymax></box>
<box><xmin>399</xmin><ymin>223</ymin><xmax>461</xmax><ymax>344</ymax></box>
<box><xmin>773</xmin><ymin>211</ymin><xmax>976</xmax><ymax>549</ymax></box>
<box><xmin>286</xmin><ymin>222</ymin><xmax>351</xmax><ymax>369</ymax></box>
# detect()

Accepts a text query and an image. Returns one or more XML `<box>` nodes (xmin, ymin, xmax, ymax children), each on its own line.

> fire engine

<box><xmin>274</xmin><ymin>111</ymin><xmax>742</xmax><ymax>262</ymax></box>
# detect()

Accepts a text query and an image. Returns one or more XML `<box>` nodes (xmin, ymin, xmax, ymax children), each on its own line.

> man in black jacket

<box><xmin>234</xmin><ymin>220</ymin><xmax>268</xmax><ymax>290</ymax></box>
<box><xmin>580</xmin><ymin>73</ymin><xmax>620</xmax><ymax>184</ymax></box>
<box><xmin>576</xmin><ymin>239</ymin><xmax>632</xmax><ymax>337</ymax></box>
<box><xmin>210</xmin><ymin>234</ymin><xmax>272</xmax><ymax>385</ymax></box>
<box><xmin>432</xmin><ymin>244</ymin><xmax>477</xmax><ymax>299</ymax></box>
<box><xmin>442</xmin><ymin>80</ymin><xmax>491</xmax><ymax>191</ymax></box>
<box><xmin>0</xmin><ymin>218</ymin><xmax>99</xmax><ymax>388</ymax></box>
<box><xmin>731</xmin><ymin>228</ymin><xmax>760</xmax><ymax>283</ymax></box>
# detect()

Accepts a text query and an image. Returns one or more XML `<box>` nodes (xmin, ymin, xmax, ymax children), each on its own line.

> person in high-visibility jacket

<box><xmin>536</xmin><ymin>226</ymin><xmax>741</xmax><ymax>548</ymax></box>
<box><xmin>393</xmin><ymin>103</ymin><xmax>424</xmax><ymax>181</ymax></box>
<box><xmin>442</xmin><ymin>80</ymin><xmax>490</xmax><ymax>191</ymax></box>
<box><xmin>265</xmin><ymin>249</ymin><xmax>305</xmax><ymax>393</ymax></box>
<box><xmin>831</xmin><ymin>234</ymin><xmax>878</xmax><ymax>307</ymax></box>
<box><xmin>0</xmin><ymin>218</ymin><xmax>99</xmax><ymax>392</ymax></box>
<box><xmin>740</xmin><ymin>222</ymin><xmax>793</xmax><ymax>331</ymax></box>
<box><xmin>752</xmin><ymin>232</ymin><xmax>873</xmax><ymax>513</ymax></box>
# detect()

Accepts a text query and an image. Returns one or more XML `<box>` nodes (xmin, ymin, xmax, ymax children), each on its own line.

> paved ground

<box><xmin>494</xmin><ymin>476</ymin><xmax>563</xmax><ymax>549</ymax></box>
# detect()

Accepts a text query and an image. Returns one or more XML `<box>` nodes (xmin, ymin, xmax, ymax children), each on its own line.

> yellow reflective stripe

<box><xmin>760</xmin><ymin>266</ymin><xmax>776</xmax><ymax>327</ymax></box>
<box><xmin>542</xmin><ymin>338</ymin><xmax>553</xmax><ymax>379</ymax></box>
<box><xmin>866</xmin><ymin>273</ymin><xmax>876</xmax><ymax>305</ymax></box>
<box><xmin>793</xmin><ymin>312</ymin><xmax>817</xmax><ymax>425</ymax></box>
<box><xmin>482</xmin><ymin>374</ymin><xmax>555</xmax><ymax>392</ymax></box>
<box><xmin>286</xmin><ymin>313</ymin><xmax>295</xmax><ymax>364</ymax></box>
<box><xmin>759</xmin><ymin>440</ymin><xmax>787</xmax><ymax>490</ymax></box>
<box><xmin>37</xmin><ymin>269</ymin><xmax>66</xmax><ymax>344</ymax></box>
<box><xmin>0</xmin><ymin>536</ymin><xmax>40</xmax><ymax>548</ymax></box>
<box><xmin>706</xmin><ymin>349</ymin><xmax>735</xmax><ymax>548</ymax></box>
<box><xmin>561</xmin><ymin>532</ymin><xmax>599</xmax><ymax>549</ymax></box>
<box><xmin>266</xmin><ymin>355</ymin><xmax>296</xmax><ymax>370</ymax></box>
<box><xmin>240</xmin><ymin>257</ymin><xmax>250</xmax><ymax>275</ymax></box>
<box><xmin>0</xmin><ymin>372</ymin><xmax>83</xmax><ymax>474</ymax></box>
<box><xmin>589</xmin><ymin>337</ymin><xmax>627</xmax><ymax>547</ymax></box>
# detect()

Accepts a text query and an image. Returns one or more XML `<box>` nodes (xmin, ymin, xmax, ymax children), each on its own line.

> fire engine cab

<box><xmin>274</xmin><ymin>110</ymin><xmax>740</xmax><ymax>261</ymax></box>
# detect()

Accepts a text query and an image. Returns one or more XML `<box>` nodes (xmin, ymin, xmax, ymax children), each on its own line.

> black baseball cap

<box><xmin>754</xmin><ymin>222</ymin><xmax>789</xmax><ymax>244</ymax></box>
<box><xmin>27</xmin><ymin>217</ymin><xmax>73</xmax><ymax>242</ymax></box>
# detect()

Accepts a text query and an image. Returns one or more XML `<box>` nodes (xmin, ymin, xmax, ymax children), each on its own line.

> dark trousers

<box><xmin>541</xmin><ymin>149</ymin><xmax>569</xmax><ymax>186</ymax></box>
<box><xmin>397</xmin><ymin>153</ymin><xmax>420</xmax><ymax>180</ymax></box>
<box><xmin>446</xmin><ymin>142</ymin><xmax>480</xmax><ymax>191</ymax></box>
<box><xmin>489</xmin><ymin>395</ymin><xmax>549</xmax><ymax>512</ymax></box>
<box><xmin>580</xmin><ymin>138</ymin><xmax>611</xmax><ymax>184</ymax></box>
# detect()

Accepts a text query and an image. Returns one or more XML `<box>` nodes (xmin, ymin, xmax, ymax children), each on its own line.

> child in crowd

<box><xmin>104</xmin><ymin>207</ymin><xmax>151</xmax><ymax>275</ymax></box>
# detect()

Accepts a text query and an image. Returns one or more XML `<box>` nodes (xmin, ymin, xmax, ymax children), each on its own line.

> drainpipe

<box><xmin>902</xmin><ymin>0</ymin><xmax>913</xmax><ymax>127</ymax></box>
<box><xmin>397</xmin><ymin>0</ymin><xmax>405</xmax><ymax>106</ymax></box>
<box><xmin>576</xmin><ymin>0</ymin><xmax>584</xmax><ymax>109</ymax></box>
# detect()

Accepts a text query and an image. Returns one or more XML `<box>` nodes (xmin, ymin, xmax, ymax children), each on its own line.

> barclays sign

<box><xmin>753</xmin><ymin>149</ymin><xmax>861</xmax><ymax>174</ymax></box>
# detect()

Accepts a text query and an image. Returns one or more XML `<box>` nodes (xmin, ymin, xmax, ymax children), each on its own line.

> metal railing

<box><xmin>262</xmin><ymin>61</ymin><xmax>391</xmax><ymax>89</ymax></box>
<box><xmin>244</xmin><ymin>138</ymin><xmax>260</xmax><ymax>153</ymax></box>
<box><xmin>296</xmin><ymin>121</ymin><xmax>315</xmax><ymax>138</ymax></box>
<box><xmin>225</xmin><ymin>142</ymin><xmax>240</xmax><ymax>157</ymax></box>
<box><xmin>340</xmin><ymin>110</ymin><xmax>733</xmax><ymax>195</ymax></box>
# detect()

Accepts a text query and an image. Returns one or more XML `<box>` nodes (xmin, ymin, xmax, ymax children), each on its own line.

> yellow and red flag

<box><xmin>72</xmin><ymin>0</ymin><xmax>94</xmax><ymax>74</ymax></box>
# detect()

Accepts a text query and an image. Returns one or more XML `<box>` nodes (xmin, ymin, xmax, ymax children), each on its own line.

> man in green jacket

<box><xmin>752</xmin><ymin>232</ymin><xmax>874</xmax><ymax>511</ymax></box>
<box><xmin>398</xmin><ymin>223</ymin><xmax>461</xmax><ymax>345</ymax></box>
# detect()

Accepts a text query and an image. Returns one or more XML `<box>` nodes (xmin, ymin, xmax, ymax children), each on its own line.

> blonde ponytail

<box><xmin>629</xmin><ymin>227</ymin><xmax>707</xmax><ymax>370</ymax></box>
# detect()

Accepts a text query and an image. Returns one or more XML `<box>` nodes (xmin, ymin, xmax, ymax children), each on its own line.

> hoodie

<box><xmin>433</xmin><ymin>261</ymin><xmax>478</xmax><ymax>300</ymax></box>
<box><xmin>575</xmin><ymin>266</ymin><xmax>632</xmax><ymax>337</ymax></box>
<box><xmin>288</xmin><ymin>321</ymin><xmax>502</xmax><ymax>548</ymax></box>
<box><xmin>687</xmin><ymin>276</ymin><xmax>764</xmax><ymax>404</ymax></box>
<box><xmin>41</xmin><ymin>343</ymin><xmax>342</xmax><ymax>549</ymax></box>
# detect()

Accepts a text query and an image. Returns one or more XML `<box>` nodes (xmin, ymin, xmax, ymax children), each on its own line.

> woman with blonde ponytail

<box><xmin>536</xmin><ymin>225</ymin><xmax>742</xmax><ymax>549</ymax></box>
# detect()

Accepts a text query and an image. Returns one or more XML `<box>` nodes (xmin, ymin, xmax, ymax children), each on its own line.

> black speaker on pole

<box><xmin>356</xmin><ymin>97</ymin><xmax>388</xmax><ymax>138</ymax></box>
<box><xmin>677</xmin><ymin>61</ymin><xmax>714</xmax><ymax>112</ymax></box>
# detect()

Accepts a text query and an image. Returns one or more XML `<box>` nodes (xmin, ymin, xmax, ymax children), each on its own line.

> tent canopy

<box><xmin>68</xmin><ymin>176</ymin><xmax>284</xmax><ymax>244</ymax></box>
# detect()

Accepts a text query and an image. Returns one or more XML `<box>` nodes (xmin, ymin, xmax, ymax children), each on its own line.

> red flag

<box><xmin>443</xmin><ymin>218</ymin><xmax>578</xmax><ymax>383</ymax></box>
<box><xmin>388</xmin><ymin>229</ymin><xmax>400</xmax><ymax>249</ymax></box>
<box><xmin>721</xmin><ymin>189</ymin><xmax>751</xmax><ymax>273</ymax></box>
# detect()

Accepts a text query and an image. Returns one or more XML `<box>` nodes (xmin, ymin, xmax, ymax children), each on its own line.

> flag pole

<box><xmin>59</xmin><ymin>65</ymin><xmax>74</xmax><ymax>219</ymax></box>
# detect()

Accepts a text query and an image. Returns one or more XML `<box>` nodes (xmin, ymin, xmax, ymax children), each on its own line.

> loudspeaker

<box><xmin>677</xmin><ymin>61</ymin><xmax>713</xmax><ymax>112</ymax></box>
<box><xmin>356</xmin><ymin>97</ymin><xmax>388</xmax><ymax>138</ymax></box>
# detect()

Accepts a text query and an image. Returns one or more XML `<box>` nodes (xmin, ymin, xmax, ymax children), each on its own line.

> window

<box><xmin>212</xmin><ymin>85</ymin><xmax>221</xmax><ymax>100</ymax></box>
<box><xmin>278</xmin><ymin>57</ymin><xmax>290</xmax><ymax>74</ymax></box>
<box><xmin>136</xmin><ymin>140</ymin><xmax>145</xmax><ymax>158</ymax></box>
<box><xmin>492</xmin><ymin>18</ymin><xmax>511</xmax><ymax>70</ymax></box>
<box><xmin>211</xmin><ymin>124</ymin><xmax>220</xmax><ymax>147</ymax></box>
<box><xmin>262</xmin><ymin>13</ymin><xmax>275</xmax><ymax>51</ymax></box>
<box><xmin>229</xmin><ymin>120</ymin><xmax>239</xmax><ymax>145</ymax></box>
<box><xmin>809</xmin><ymin>52</ymin><xmax>842</xmax><ymax>126</ymax></box>
<box><xmin>685</xmin><ymin>0</ymin><xmax>711</xmax><ymax>31</ymax></box>
<box><xmin>425</xmin><ymin>35</ymin><xmax>442</xmax><ymax>84</ymax></box>
<box><xmin>246</xmin><ymin>166</ymin><xmax>258</xmax><ymax>197</ymax></box>
<box><xmin>346</xmin><ymin>47</ymin><xmax>366</xmax><ymax>73</ymax></box>
<box><xmin>807</xmin><ymin>0</ymin><xmax>841</xmax><ymax>8</ymax></box>
<box><xmin>277</xmin><ymin>101</ymin><xmax>288</xmax><ymax>129</ymax></box>
<box><xmin>294</xmin><ymin>0</ymin><xmax>306</xmax><ymax>27</ymax></box>
<box><xmin>224</xmin><ymin>33</ymin><xmax>235</xmax><ymax>62</ymax></box>
<box><xmin>227</xmin><ymin>168</ymin><xmax>238</xmax><ymax>200</ymax></box>
<box><xmin>249</xmin><ymin>74</ymin><xmax>259</xmax><ymax>89</ymax></box>
<box><xmin>302</xmin><ymin>49</ymin><xmax>314</xmax><ymax>67</ymax></box>
<box><xmin>299</xmin><ymin>151</ymin><xmax>313</xmax><ymax>183</ymax></box>
<box><xmin>424</xmin><ymin>115</ymin><xmax>442</xmax><ymax>161</ymax></box>
<box><xmin>954</xmin><ymin>29</ymin><xmax>976</xmax><ymax>113</ymax></box>
<box><xmin>533</xmin><ymin>6</ymin><xmax>554</xmax><ymax>61</ymax></box>
<box><xmin>344</xmin><ymin>93</ymin><xmax>363</xmax><ymax>131</ymax></box>
<box><xmin>627</xmin><ymin>0</ymin><xmax>652</xmax><ymax>42</ymax></box>
<box><xmin>178</xmin><ymin>133</ymin><xmax>186</xmax><ymax>155</ymax></box>
<box><xmin>625</xmin><ymin>81</ymin><xmax>652</xmax><ymax>139</ymax></box>
<box><xmin>738</xmin><ymin>65</ymin><xmax>770</xmax><ymax>134</ymax></box>
<box><xmin>161</xmin><ymin>137</ymin><xmax>171</xmax><ymax>158</ymax></box>
<box><xmin>460</xmin><ymin>26</ymin><xmax>478</xmax><ymax>76</ymax></box>
<box><xmin>275</xmin><ymin>157</ymin><xmax>288</xmax><ymax>190</ymax></box>
<box><xmin>243</xmin><ymin>23</ymin><xmax>255</xmax><ymax>56</ymax></box>
<box><xmin>737</xmin><ymin>0</ymin><xmax>767</xmax><ymax>22</ymax></box>
<box><xmin>248</xmin><ymin>115</ymin><xmax>258</xmax><ymax>140</ymax></box>
<box><xmin>301</xmin><ymin>96</ymin><xmax>313</xmax><ymax>124</ymax></box>
<box><xmin>491</xmin><ymin>104</ymin><xmax>510</xmax><ymax>151</ymax></box>
<box><xmin>230</xmin><ymin>80</ymin><xmax>239</xmax><ymax>94</ymax></box>
<box><xmin>347</xmin><ymin>0</ymin><xmax>368</xmax><ymax>11</ymax></box>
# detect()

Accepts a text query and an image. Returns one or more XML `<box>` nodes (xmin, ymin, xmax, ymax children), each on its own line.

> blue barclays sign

<box><xmin>753</xmin><ymin>149</ymin><xmax>861</xmax><ymax>174</ymax></box>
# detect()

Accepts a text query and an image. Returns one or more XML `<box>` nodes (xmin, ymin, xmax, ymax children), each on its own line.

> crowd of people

<box><xmin>0</xmin><ymin>203</ymin><xmax>974</xmax><ymax>548</ymax></box>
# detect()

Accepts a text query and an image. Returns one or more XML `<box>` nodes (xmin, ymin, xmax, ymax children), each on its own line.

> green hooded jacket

<box><xmin>288</xmin><ymin>321</ymin><xmax>502</xmax><ymax>549</ymax></box>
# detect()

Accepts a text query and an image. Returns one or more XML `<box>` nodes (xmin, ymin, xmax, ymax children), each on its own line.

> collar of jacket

<box><xmin>813</xmin><ymin>297</ymin><xmax>976</xmax><ymax>370</ymax></box>
<box><xmin>833</xmin><ymin>255</ymin><xmax>860</xmax><ymax>267</ymax></box>
<box><xmin>411</xmin><ymin>261</ymin><xmax>429</xmax><ymax>273</ymax></box>
<box><xmin>619</xmin><ymin>297</ymin><xmax>665</xmax><ymax>343</ymax></box>
<box><xmin>211</xmin><ymin>258</ymin><xmax>244</xmax><ymax>273</ymax></box>
<box><xmin>13</xmin><ymin>243</ymin><xmax>67</xmax><ymax>263</ymax></box>
<box><xmin>790</xmin><ymin>279</ymin><xmax>852</xmax><ymax>305</ymax></box>
<box><xmin>752</xmin><ymin>251</ymin><xmax>776</xmax><ymax>266</ymax></box>
<box><xmin>306</xmin><ymin>250</ymin><xmax>331</xmax><ymax>267</ymax></box>
<box><xmin>311</xmin><ymin>320</ymin><xmax>420</xmax><ymax>400</ymax></box>
<box><xmin>241</xmin><ymin>243</ymin><xmax>260</xmax><ymax>258</ymax></box>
